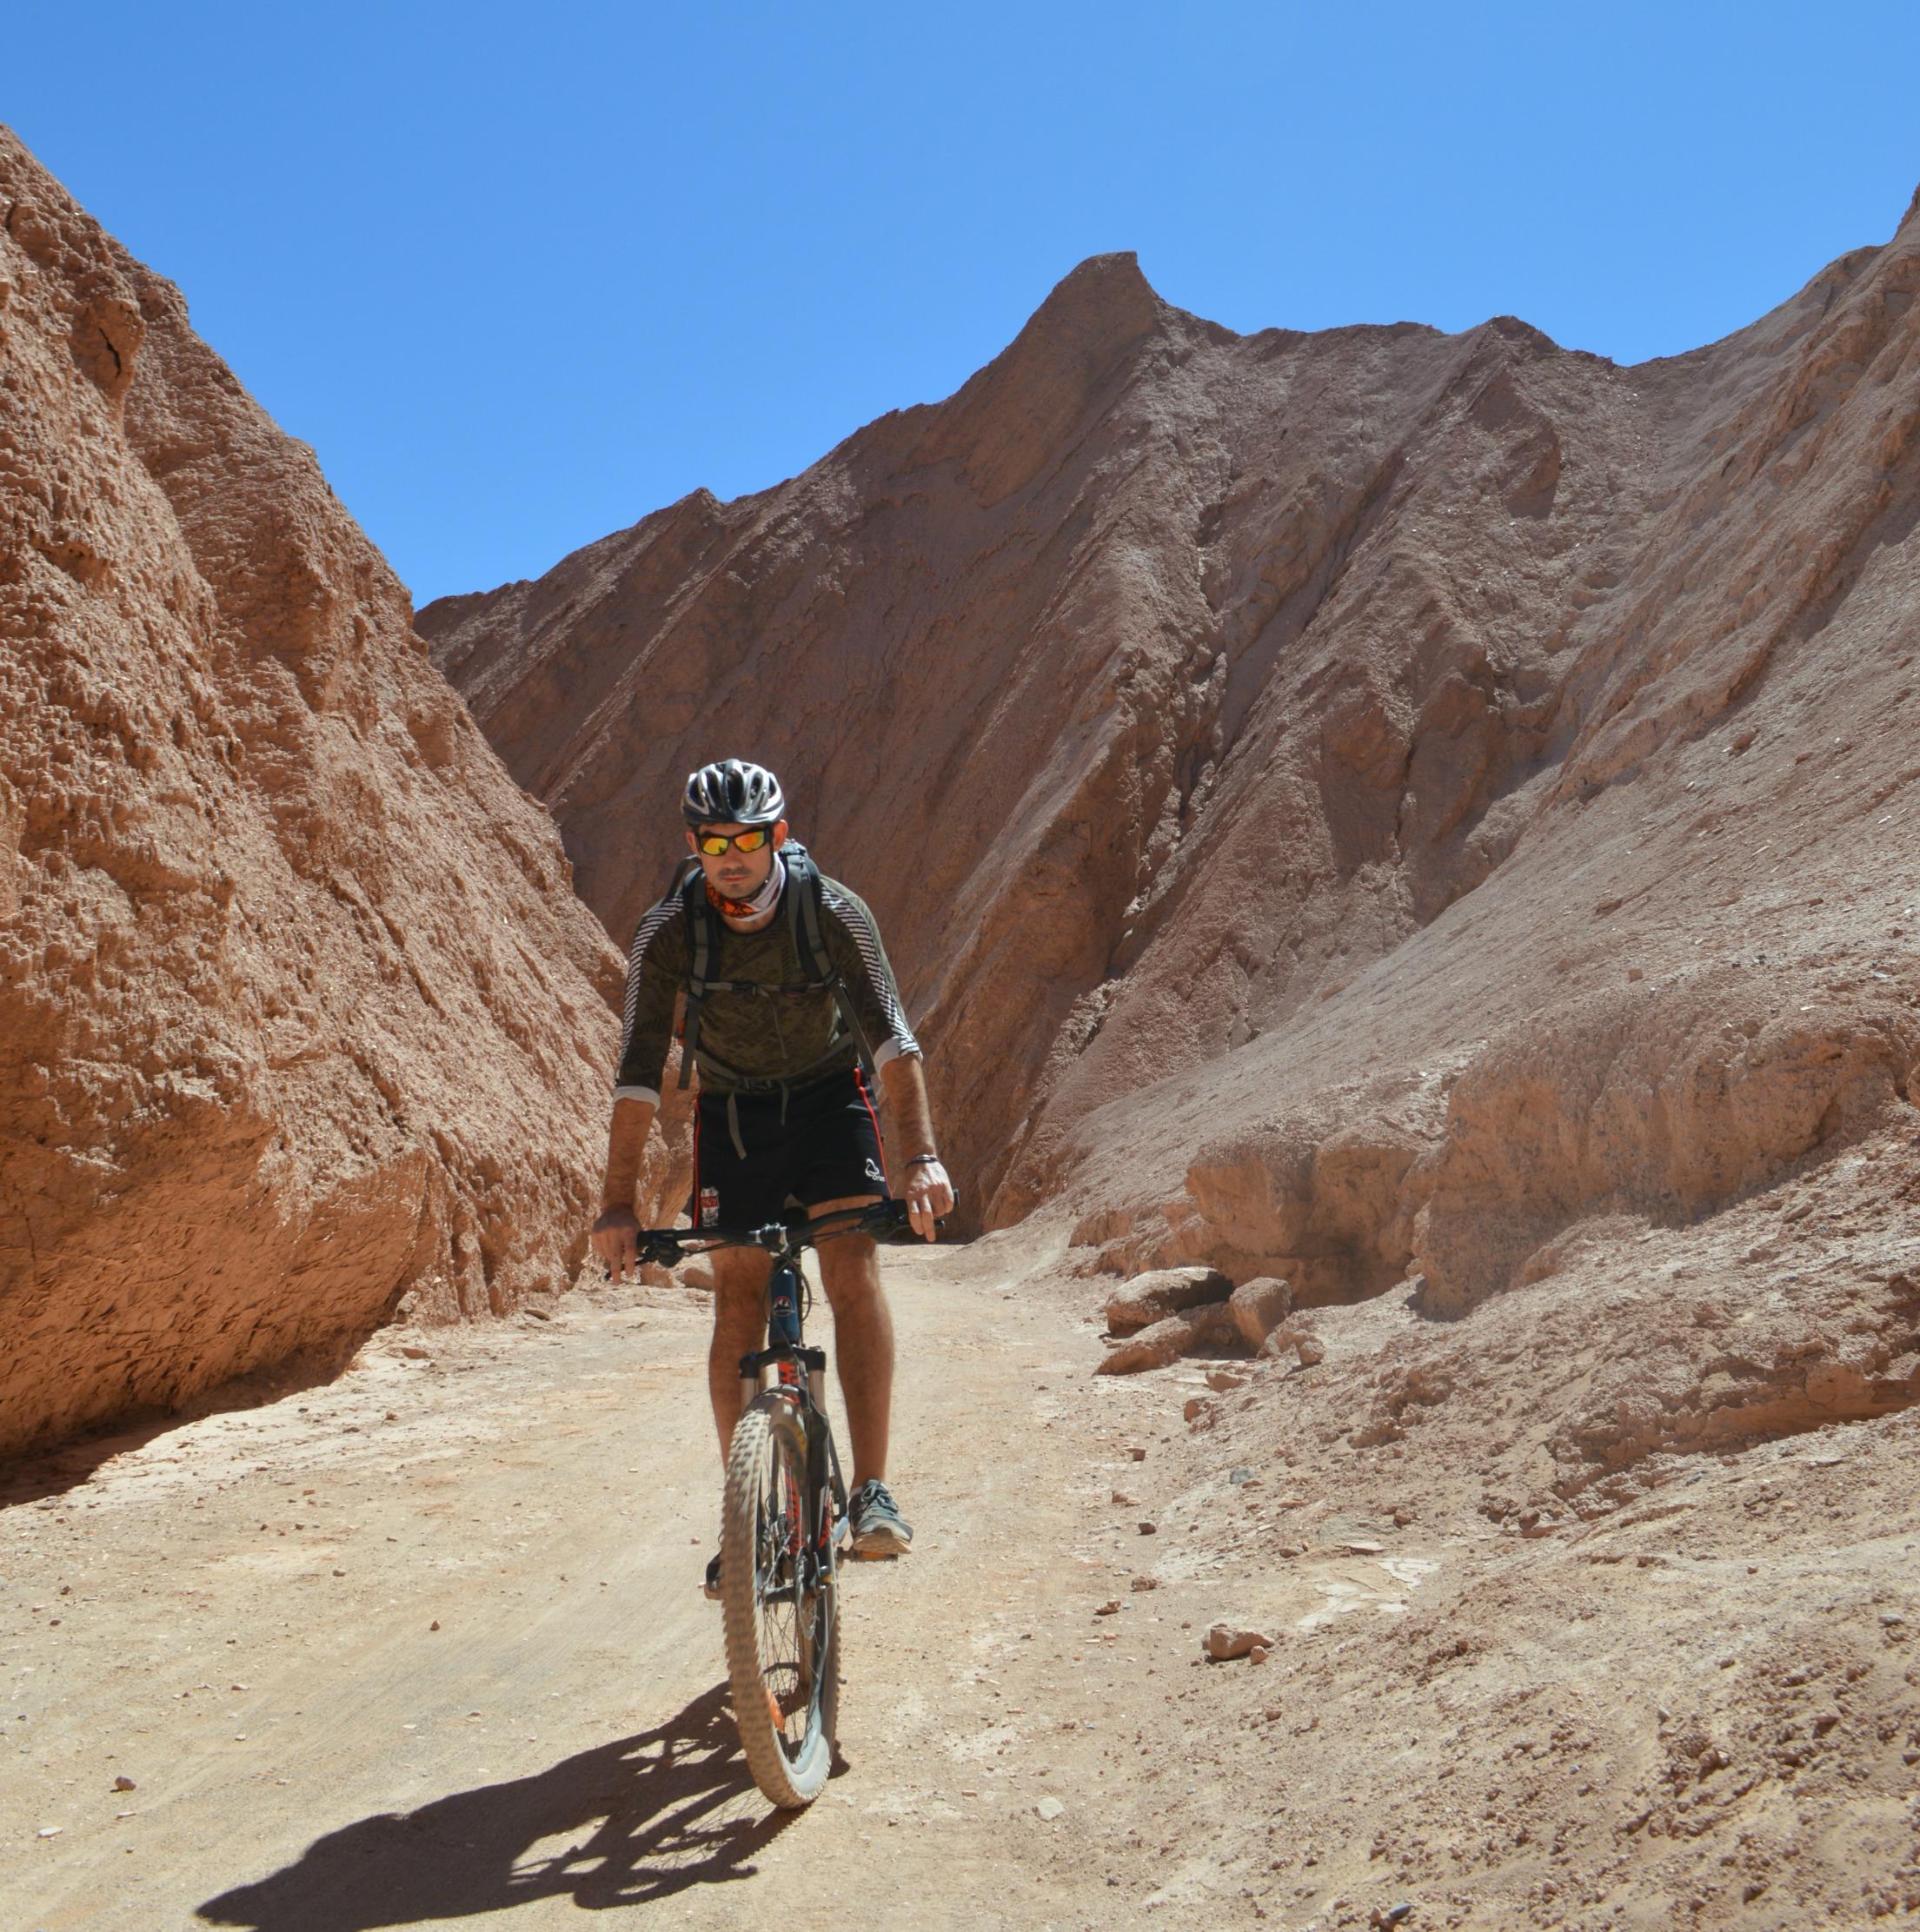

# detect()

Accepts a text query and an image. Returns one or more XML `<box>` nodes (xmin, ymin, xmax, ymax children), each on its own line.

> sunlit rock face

<box><xmin>427</xmin><ymin>200</ymin><xmax>1920</xmax><ymax>1311</ymax></box>
<box><xmin>0</xmin><ymin>129</ymin><xmax>648</xmax><ymax>1458</ymax></box>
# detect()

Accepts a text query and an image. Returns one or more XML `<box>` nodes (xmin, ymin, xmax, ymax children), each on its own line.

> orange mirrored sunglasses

<box><xmin>694</xmin><ymin>826</ymin><xmax>774</xmax><ymax>858</ymax></box>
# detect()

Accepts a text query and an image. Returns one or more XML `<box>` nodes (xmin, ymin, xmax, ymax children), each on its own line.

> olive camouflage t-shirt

<box><xmin>614</xmin><ymin>868</ymin><xmax>920</xmax><ymax>1102</ymax></box>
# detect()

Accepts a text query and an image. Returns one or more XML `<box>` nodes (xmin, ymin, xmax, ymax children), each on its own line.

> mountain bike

<box><xmin>628</xmin><ymin>1198</ymin><xmax>926</xmax><ymax>1808</ymax></box>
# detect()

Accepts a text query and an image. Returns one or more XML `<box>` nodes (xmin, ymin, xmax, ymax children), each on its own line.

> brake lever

<box><xmin>879</xmin><ymin>1205</ymin><xmax>949</xmax><ymax>1246</ymax></box>
<box><xmin>601</xmin><ymin>1232</ymin><xmax>687</xmax><ymax>1282</ymax></box>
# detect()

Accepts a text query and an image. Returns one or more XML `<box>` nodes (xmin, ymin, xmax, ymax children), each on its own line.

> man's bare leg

<box><xmin>708</xmin><ymin>1245</ymin><xmax>772</xmax><ymax>1461</ymax></box>
<box><xmin>810</xmin><ymin>1193</ymin><xmax>893</xmax><ymax>1492</ymax></box>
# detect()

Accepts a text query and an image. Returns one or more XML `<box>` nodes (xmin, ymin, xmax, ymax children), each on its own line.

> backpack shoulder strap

<box><xmin>781</xmin><ymin>842</ymin><xmax>834</xmax><ymax>985</ymax></box>
<box><xmin>677</xmin><ymin>862</ymin><xmax>720</xmax><ymax>1088</ymax></box>
<box><xmin>784</xmin><ymin>846</ymin><xmax>880</xmax><ymax>1078</ymax></box>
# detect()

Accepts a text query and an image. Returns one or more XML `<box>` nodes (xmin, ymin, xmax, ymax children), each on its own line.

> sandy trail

<box><xmin>3</xmin><ymin>1234</ymin><xmax>1214</xmax><ymax>1932</ymax></box>
<box><xmin>10</xmin><ymin>1210</ymin><xmax>1920</xmax><ymax>1932</ymax></box>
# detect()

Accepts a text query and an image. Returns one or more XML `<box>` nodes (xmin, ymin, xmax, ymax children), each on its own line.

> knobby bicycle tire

<box><xmin>720</xmin><ymin>1395</ymin><xmax>840</xmax><ymax>1806</ymax></box>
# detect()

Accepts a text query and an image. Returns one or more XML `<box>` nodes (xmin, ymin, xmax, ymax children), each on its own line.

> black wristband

<box><xmin>905</xmin><ymin>1153</ymin><xmax>943</xmax><ymax>1169</ymax></box>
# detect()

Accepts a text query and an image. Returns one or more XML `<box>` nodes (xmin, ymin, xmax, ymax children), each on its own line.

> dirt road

<box><xmin>3</xmin><ymin>1232</ymin><xmax>1247</xmax><ymax>1932</ymax></box>
<box><xmin>12</xmin><ymin>1205</ymin><xmax>1917</xmax><ymax>1932</ymax></box>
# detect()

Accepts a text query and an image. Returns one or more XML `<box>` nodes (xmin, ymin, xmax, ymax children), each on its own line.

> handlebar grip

<box><xmin>877</xmin><ymin>1197</ymin><xmax>952</xmax><ymax>1245</ymax></box>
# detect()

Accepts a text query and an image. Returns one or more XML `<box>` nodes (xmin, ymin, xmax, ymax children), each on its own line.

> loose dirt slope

<box><xmin>0</xmin><ymin>129</ymin><xmax>669</xmax><ymax>1460</ymax></box>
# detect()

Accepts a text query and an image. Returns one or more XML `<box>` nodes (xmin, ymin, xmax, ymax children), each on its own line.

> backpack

<box><xmin>673</xmin><ymin>840</ymin><xmax>880</xmax><ymax>1092</ymax></box>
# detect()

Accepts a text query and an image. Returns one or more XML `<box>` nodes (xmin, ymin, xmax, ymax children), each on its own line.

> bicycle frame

<box><xmin>632</xmin><ymin>1199</ymin><xmax>919</xmax><ymax>1561</ymax></box>
<box><xmin>738</xmin><ymin>1244</ymin><xmax>847</xmax><ymax>1568</ymax></box>
<box><xmin>621</xmin><ymin>1197</ymin><xmax>934</xmax><ymax>1806</ymax></box>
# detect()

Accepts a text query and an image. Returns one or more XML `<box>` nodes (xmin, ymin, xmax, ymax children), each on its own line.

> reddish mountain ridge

<box><xmin>0</xmin><ymin>132</ymin><xmax>656</xmax><ymax>1458</ymax></box>
<box><xmin>423</xmin><ymin>197</ymin><xmax>1920</xmax><ymax>1310</ymax></box>
<box><xmin>423</xmin><ymin>240</ymin><xmax>1920</xmax><ymax>1921</ymax></box>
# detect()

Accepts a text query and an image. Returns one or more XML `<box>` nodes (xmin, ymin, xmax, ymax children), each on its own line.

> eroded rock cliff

<box><xmin>426</xmin><ymin>194</ymin><xmax>1920</xmax><ymax>1317</ymax></box>
<box><xmin>0</xmin><ymin>130</ymin><xmax>647</xmax><ymax>1458</ymax></box>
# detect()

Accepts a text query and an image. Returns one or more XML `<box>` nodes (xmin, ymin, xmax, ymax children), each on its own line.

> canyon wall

<box><xmin>0</xmin><ymin>130</ymin><xmax>655</xmax><ymax>1458</ymax></box>
<box><xmin>424</xmin><ymin>193</ymin><xmax>1920</xmax><ymax>1307</ymax></box>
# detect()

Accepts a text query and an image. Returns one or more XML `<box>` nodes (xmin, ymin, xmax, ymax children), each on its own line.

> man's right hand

<box><xmin>591</xmin><ymin>1205</ymin><xmax>641</xmax><ymax>1282</ymax></box>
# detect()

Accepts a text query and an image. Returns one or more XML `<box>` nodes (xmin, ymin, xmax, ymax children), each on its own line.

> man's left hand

<box><xmin>904</xmin><ymin>1159</ymin><xmax>953</xmax><ymax>1241</ymax></box>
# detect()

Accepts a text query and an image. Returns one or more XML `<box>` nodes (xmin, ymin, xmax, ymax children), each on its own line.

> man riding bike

<box><xmin>589</xmin><ymin>759</ymin><xmax>954</xmax><ymax>1596</ymax></box>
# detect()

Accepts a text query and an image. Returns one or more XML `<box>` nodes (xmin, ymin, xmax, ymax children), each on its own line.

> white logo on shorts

<box><xmin>700</xmin><ymin>1186</ymin><xmax>721</xmax><ymax>1227</ymax></box>
<box><xmin>864</xmin><ymin>1158</ymin><xmax>885</xmax><ymax>1185</ymax></box>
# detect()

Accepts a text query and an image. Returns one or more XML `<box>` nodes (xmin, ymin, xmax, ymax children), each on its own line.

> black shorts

<box><xmin>689</xmin><ymin>1067</ymin><xmax>889</xmax><ymax>1231</ymax></box>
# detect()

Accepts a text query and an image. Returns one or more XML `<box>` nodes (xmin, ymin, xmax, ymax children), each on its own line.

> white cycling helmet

<box><xmin>681</xmin><ymin>759</ymin><xmax>787</xmax><ymax>828</ymax></box>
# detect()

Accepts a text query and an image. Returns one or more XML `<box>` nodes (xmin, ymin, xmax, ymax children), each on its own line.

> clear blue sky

<box><xmin>10</xmin><ymin>2</ymin><xmax>1919</xmax><ymax>607</ymax></box>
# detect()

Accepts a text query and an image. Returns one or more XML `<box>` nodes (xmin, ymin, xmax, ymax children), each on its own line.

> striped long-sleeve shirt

<box><xmin>614</xmin><ymin>872</ymin><xmax>920</xmax><ymax>1105</ymax></box>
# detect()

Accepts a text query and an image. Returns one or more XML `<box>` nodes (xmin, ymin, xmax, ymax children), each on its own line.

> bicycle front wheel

<box><xmin>720</xmin><ymin>1395</ymin><xmax>840</xmax><ymax>1806</ymax></box>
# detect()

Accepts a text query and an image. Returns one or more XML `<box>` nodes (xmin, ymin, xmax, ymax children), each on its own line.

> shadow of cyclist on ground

<box><xmin>197</xmin><ymin>1682</ymin><xmax>796</xmax><ymax>1929</ymax></box>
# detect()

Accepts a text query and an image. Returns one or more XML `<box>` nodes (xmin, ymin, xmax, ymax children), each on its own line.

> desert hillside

<box><xmin>0</xmin><ymin>129</ymin><xmax>675</xmax><ymax>1459</ymax></box>
<box><xmin>415</xmin><ymin>212</ymin><xmax>1920</xmax><ymax>1927</ymax></box>
<box><xmin>422</xmin><ymin>198</ymin><xmax>1920</xmax><ymax>1311</ymax></box>
<box><xmin>5</xmin><ymin>127</ymin><xmax>1920</xmax><ymax>1931</ymax></box>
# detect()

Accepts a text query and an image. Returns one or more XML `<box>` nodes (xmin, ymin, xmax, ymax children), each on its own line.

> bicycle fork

<box><xmin>734</xmin><ymin>1260</ymin><xmax>848</xmax><ymax>1567</ymax></box>
<box><xmin>738</xmin><ymin>1259</ymin><xmax>813</xmax><ymax>1408</ymax></box>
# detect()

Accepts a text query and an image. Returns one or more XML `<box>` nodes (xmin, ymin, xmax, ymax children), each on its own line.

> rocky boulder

<box><xmin>1226</xmin><ymin>1276</ymin><xmax>1294</xmax><ymax>1349</ymax></box>
<box><xmin>1102</xmin><ymin>1265</ymin><xmax>1232</xmax><ymax>1335</ymax></box>
<box><xmin>1096</xmin><ymin>1302</ymin><xmax>1241</xmax><ymax>1375</ymax></box>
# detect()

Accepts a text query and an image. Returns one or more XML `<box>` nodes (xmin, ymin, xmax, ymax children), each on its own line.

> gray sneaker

<box><xmin>847</xmin><ymin>1479</ymin><xmax>913</xmax><ymax>1558</ymax></box>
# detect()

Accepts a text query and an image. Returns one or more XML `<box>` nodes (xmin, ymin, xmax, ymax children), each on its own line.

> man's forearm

<box><xmin>877</xmin><ymin>1054</ymin><xmax>938</xmax><ymax>1161</ymax></box>
<box><xmin>601</xmin><ymin>1096</ymin><xmax>657</xmax><ymax>1212</ymax></box>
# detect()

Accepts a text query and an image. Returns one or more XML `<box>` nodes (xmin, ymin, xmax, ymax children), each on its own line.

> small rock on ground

<box><xmin>1205</xmin><ymin>1623</ymin><xmax>1275</xmax><ymax>1661</ymax></box>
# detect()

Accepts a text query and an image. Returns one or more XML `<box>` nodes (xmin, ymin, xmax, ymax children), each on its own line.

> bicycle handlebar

<box><xmin>631</xmin><ymin>1197</ymin><xmax>939</xmax><ymax>1270</ymax></box>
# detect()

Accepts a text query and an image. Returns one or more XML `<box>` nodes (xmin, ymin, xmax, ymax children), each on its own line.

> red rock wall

<box><xmin>0</xmin><ymin>130</ymin><xmax>660</xmax><ymax>1459</ymax></box>
<box><xmin>425</xmin><ymin>198</ymin><xmax>1920</xmax><ymax>1304</ymax></box>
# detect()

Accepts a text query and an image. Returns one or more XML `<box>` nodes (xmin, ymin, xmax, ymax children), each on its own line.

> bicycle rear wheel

<box><xmin>720</xmin><ymin>1394</ymin><xmax>840</xmax><ymax>1806</ymax></box>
